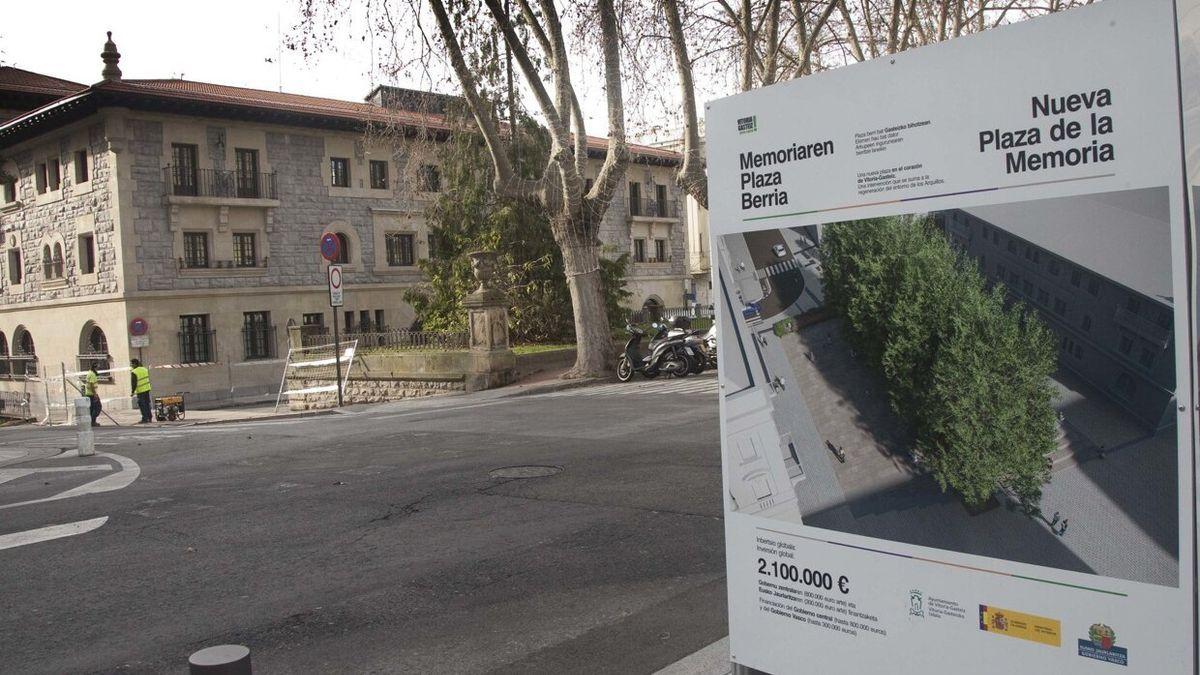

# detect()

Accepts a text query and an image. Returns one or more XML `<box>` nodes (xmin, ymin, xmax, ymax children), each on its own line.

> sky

<box><xmin>2</xmin><ymin>0</ymin><xmax>678</xmax><ymax>142</ymax></box>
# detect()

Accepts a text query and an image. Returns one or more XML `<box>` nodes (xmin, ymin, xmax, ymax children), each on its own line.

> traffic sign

<box><xmin>129</xmin><ymin>317</ymin><xmax>149</xmax><ymax>336</ymax></box>
<box><xmin>328</xmin><ymin>264</ymin><xmax>344</xmax><ymax>307</ymax></box>
<box><xmin>320</xmin><ymin>232</ymin><xmax>341</xmax><ymax>262</ymax></box>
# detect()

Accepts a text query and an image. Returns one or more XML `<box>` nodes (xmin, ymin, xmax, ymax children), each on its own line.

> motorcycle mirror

<box><xmin>651</xmin><ymin>322</ymin><xmax>659</xmax><ymax>329</ymax></box>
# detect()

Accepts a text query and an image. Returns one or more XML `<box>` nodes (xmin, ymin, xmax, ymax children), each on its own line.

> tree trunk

<box><xmin>559</xmin><ymin>235</ymin><xmax>614</xmax><ymax>377</ymax></box>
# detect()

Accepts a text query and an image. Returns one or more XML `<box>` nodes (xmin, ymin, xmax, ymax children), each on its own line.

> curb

<box><xmin>179</xmin><ymin>409</ymin><xmax>337</xmax><ymax>427</ymax></box>
<box><xmin>500</xmin><ymin>376</ymin><xmax>609</xmax><ymax>397</ymax></box>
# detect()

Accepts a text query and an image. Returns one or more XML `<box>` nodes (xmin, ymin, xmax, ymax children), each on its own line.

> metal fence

<box><xmin>163</xmin><ymin>166</ymin><xmax>278</xmax><ymax>200</ymax></box>
<box><xmin>332</xmin><ymin>328</ymin><xmax>470</xmax><ymax>351</ymax></box>
<box><xmin>0</xmin><ymin>388</ymin><xmax>31</xmax><ymax>418</ymax></box>
<box><xmin>627</xmin><ymin>304</ymin><xmax>715</xmax><ymax>325</ymax></box>
<box><xmin>629</xmin><ymin>197</ymin><xmax>679</xmax><ymax>218</ymax></box>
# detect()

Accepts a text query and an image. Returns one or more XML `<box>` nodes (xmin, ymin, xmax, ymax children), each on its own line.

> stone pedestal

<box><xmin>463</xmin><ymin>251</ymin><xmax>515</xmax><ymax>392</ymax></box>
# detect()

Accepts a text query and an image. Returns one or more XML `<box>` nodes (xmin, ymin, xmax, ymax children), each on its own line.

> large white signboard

<box><xmin>707</xmin><ymin>1</ymin><xmax>1196</xmax><ymax>672</ymax></box>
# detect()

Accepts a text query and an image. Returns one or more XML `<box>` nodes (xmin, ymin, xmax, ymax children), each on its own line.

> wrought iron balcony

<box><xmin>629</xmin><ymin>197</ymin><xmax>679</xmax><ymax>218</ymax></box>
<box><xmin>164</xmin><ymin>166</ymin><xmax>278</xmax><ymax>200</ymax></box>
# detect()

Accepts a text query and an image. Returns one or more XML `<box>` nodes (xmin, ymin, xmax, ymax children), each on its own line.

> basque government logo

<box><xmin>737</xmin><ymin>115</ymin><xmax>758</xmax><ymax>134</ymax></box>
<box><xmin>1077</xmin><ymin>623</ymin><xmax>1128</xmax><ymax>666</ymax></box>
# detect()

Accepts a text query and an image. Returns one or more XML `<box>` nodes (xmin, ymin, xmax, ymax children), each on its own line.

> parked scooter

<box><xmin>702</xmin><ymin>324</ymin><xmax>717</xmax><ymax>369</ymax></box>
<box><xmin>662</xmin><ymin>316</ymin><xmax>708</xmax><ymax>375</ymax></box>
<box><xmin>617</xmin><ymin>322</ymin><xmax>692</xmax><ymax>382</ymax></box>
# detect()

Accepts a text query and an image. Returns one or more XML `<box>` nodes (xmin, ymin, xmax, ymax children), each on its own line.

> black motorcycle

<box><xmin>617</xmin><ymin>322</ymin><xmax>692</xmax><ymax>381</ymax></box>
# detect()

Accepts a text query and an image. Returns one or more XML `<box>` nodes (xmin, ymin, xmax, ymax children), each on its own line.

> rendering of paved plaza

<box><xmin>719</xmin><ymin>217</ymin><xmax>1180</xmax><ymax>587</ymax></box>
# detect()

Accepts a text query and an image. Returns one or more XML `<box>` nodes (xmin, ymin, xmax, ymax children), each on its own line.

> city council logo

<box><xmin>1078</xmin><ymin>623</ymin><xmax>1128</xmax><ymax>666</ymax></box>
<box><xmin>908</xmin><ymin>590</ymin><xmax>924</xmax><ymax>617</ymax></box>
<box><xmin>737</xmin><ymin>115</ymin><xmax>758</xmax><ymax>134</ymax></box>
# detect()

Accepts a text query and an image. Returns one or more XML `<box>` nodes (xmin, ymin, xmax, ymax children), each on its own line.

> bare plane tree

<box><xmin>295</xmin><ymin>0</ymin><xmax>629</xmax><ymax>377</ymax></box>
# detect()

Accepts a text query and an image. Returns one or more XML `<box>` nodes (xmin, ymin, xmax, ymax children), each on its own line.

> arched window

<box><xmin>642</xmin><ymin>297</ymin><xmax>664</xmax><ymax>322</ymax></box>
<box><xmin>14</xmin><ymin>327</ymin><xmax>34</xmax><ymax>355</ymax></box>
<box><xmin>0</xmin><ymin>331</ymin><xmax>9</xmax><ymax>377</ymax></box>
<box><xmin>42</xmin><ymin>245</ymin><xmax>52</xmax><ymax>278</ymax></box>
<box><xmin>52</xmin><ymin>243</ymin><xmax>64</xmax><ymax>278</ymax></box>
<box><xmin>79</xmin><ymin>322</ymin><xmax>111</xmax><ymax>378</ymax></box>
<box><xmin>335</xmin><ymin>232</ymin><xmax>350</xmax><ymax>264</ymax></box>
<box><xmin>11</xmin><ymin>326</ymin><xmax>34</xmax><ymax>378</ymax></box>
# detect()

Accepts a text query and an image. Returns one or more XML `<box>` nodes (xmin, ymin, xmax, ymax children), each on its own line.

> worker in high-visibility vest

<box><xmin>84</xmin><ymin>364</ymin><xmax>102</xmax><ymax>426</ymax></box>
<box><xmin>130</xmin><ymin>359</ymin><xmax>152</xmax><ymax>424</ymax></box>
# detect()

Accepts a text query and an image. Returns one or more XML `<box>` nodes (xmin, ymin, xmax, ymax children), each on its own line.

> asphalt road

<box><xmin>0</xmin><ymin>375</ymin><xmax>725</xmax><ymax>674</ymax></box>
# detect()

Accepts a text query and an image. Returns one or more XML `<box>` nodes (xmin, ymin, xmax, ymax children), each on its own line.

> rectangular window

<box><xmin>302</xmin><ymin>312</ymin><xmax>324</xmax><ymax>327</ymax></box>
<box><xmin>359</xmin><ymin>310</ymin><xmax>371</xmax><ymax>331</ymax></box>
<box><xmin>629</xmin><ymin>182</ymin><xmax>642</xmax><ymax>216</ymax></box>
<box><xmin>1006</xmin><ymin>238</ymin><xmax>1016</xmax><ymax>253</ymax></box>
<box><xmin>179</xmin><ymin>314</ymin><xmax>213</xmax><ymax>363</ymax></box>
<box><xmin>385</xmin><ymin>232</ymin><xmax>415</xmax><ymax>267</ymax></box>
<box><xmin>344</xmin><ymin>311</ymin><xmax>354</xmax><ymax>331</ymax></box>
<box><xmin>992</xmin><ymin>230</ymin><xmax>999</xmax><ymax>244</ymax></box>
<box><xmin>980</xmin><ymin>225</ymin><xmax>988</xmax><ymax>240</ymax></box>
<box><xmin>233</xmin><ymin>232</ymin><xmax>257</xmax><ymax>267</ymax></box>
<box><xmin>1032</xmin><ymin>250</ymin><xmax>1041</xmax><ymax>264</ymax></box>
<box><xmin>1081</xmin><ymin>314</ymin><xmax>1092</xmax><ymax>332</ymax></box>
<box><xmin>634</xmin><ymin>238</ymin><xmax>646</xmax><ymax>263</ymax></box>
<box><xmin>418</xmin><ymin>165</ymin><xmax>441</xmax><ymax>192</ymax></box>
<box><xmin>1119</xmin><ymin>334</ymin><xmax>1133</xmax><ymax>356</ymax></box>
<box><xmin>79</xmin><ymin>234</ymin><xmax>95</xmax><ymax>274</ymax></box>
<box><xmin>7</xmin><ymin>249</ymin><xmax>21</xmax><ymax>284</ymax></box>
<box><xmin>2</xmin><ymin>179</ymin><xmax>14</xmax><ymax>203</ymax></box>
<box><xmin>1087</xmin><ymin>277</ymin><xmax>1100</xmax><ymax>296</ymax></box>
<box><xmin>1073</xmin><ymin>344</ymin><xmax>1083</xmax><ymax>360</ymax></box>
<box><xmin>74</xmin><ymin>150</ymin><xmax>89</xmax><ymax>184</ymax></box>
<box><xmin>654</xmin><ymin>239</ymin><xmax>667</xmax><ymax>262</ymax></box>
<box><xmin>1070</xmin><ymin>268</ymin><xmax>1081</xmax><ymax>287</ymax></box>
<box><xmin>330</xmin><ymin>157</ymin><xmax>351</xmax><ymax>188</ymax></box>
<box><xmin>1037</xmin><ymin>288</ymin><xmax>1049</xmax><ymax>306</ymax></box>
<box><xmin>1053</xmin><ymin>298</ymin><xmax>1067</xmax><ymax>316</ymax></box>
<box><xmin>1048</xmin><ymin>258</ymin><xmax>1060</xmax><ymax>276</ymax></box>
<box><xmin>183</xmin><ymin>232</ymin><xmax>210</xmax><ymax>269</ymax></box>
<box><xmin>370</xmin><ymin>160</ymin><xmax>389</xmax><ymax>189</ymax></box>
<box><xmin>235</xmin><ymin>148</ymin><xmax>260</xmax><ymax>198</ymax></box>
<box><xmin>1138</xmin><ymin>347</ymin><xmax>1156</xmax><ymax>369</ymax></box>
<box><xmin>47</xmin><ymin>159</ymin><xmax>61</xmax><ymax>191</ymax></box>
<box><xmin>36</xmin><ymin>163</ymin><xmax>47</xmax><ymax>194</ymax></box>
<box><xmin>1023</xmin><ymin>244</ymin><xmax>1031</xmax><ymax>260</ymax></box>
<box><xmin>171</xmin><ymin>144</ymin><xmax>199</xmax><ymax>196</ymax></box>
<box><xmin>1156</xmin><ymin>308</ymin><xmax>1172</xmax><ymax>329</ymax></box>
<box><xmin>1125</xmin><ymin>296</ymin><xmax>1141</xmax><ymax>315</ymax></box>
<box><xmin>655</xmin><ymin>184</ymin><xmax>668</xmax><ymax>217</ymax></box>
<box><xmin>375</xmin><ymin>309</ymin><xmax>385</xmax><ymax>330</ymax></box>
<box><xmin>243</xmin><ymin>311</ymin><xmax>273</xmax><ymax>360</ymax></box>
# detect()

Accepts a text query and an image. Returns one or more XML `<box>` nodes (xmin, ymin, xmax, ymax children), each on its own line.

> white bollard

<box><xmin>74</xmin><ymin>397</ymin><xmax>94</xmax><ymax>457</ymax></box>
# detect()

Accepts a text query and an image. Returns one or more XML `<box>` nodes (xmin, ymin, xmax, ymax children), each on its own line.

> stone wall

<box><xmin>0</xmin><ymin>120</ymin><xmax>121</xmax><ymax>303</ymax></box>
<box><xmin>287</xmin><ymin>375</ymin><xmax>463</xmax><ymax>410</ymax></box>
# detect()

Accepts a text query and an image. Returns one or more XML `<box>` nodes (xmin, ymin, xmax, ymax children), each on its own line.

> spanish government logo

<box><xmin>908</xmin><ymin>590</ymin><xmax>924</xmax><ymax>617</ymax></box>
<box><xmin>1078</xmin><ymin>623</ymin><xmax>1128</xmax><ymax>666</ymax></box>
<box><xmin>737</xmin><ymin>115</ymin><xmax>758</xmax><ymax>134</ymax></box>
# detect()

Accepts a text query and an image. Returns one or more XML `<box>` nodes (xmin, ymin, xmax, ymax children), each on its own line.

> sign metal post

<box><xmin>323</xmin><ymin>233</ymin><xmax>345</xmax><ymax>407</ymax></box>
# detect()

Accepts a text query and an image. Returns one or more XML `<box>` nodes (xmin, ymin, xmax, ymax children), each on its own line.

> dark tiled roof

<box><xmin>0</xmin><ymin>67</ymin><xmax>86</xmax><ymax>97</ymax></box>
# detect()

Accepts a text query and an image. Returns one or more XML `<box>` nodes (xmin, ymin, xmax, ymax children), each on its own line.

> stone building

<box><xmin>0</xmin><ymin>34</ymin><xmax>688</xmax><ymax>407</ymax></box>
<box><xmin>939</xmin><ymin>188</ymin><xmax>1177</xmax><ymax>430</ymax></box>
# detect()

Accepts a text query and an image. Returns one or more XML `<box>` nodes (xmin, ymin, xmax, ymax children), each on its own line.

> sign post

<box><xmin>322</xmin><ymin>233</ymin><xmax>344</xmax><ymax>407</ymax></box>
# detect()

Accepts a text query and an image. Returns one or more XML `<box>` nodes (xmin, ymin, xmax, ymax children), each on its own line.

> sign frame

<box><xmin>328</xmin><ymin>264</ymin><xmax>344</xmax><ymax>308</ymax></box>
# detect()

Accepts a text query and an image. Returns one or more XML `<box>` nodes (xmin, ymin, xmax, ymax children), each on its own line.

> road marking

<box><xmin>0</xmin><ymin>465</ymin><xmax>111</xmax><ymax>486</ymax></box>
<box><xmin>0</xmin><ymin>517</ymin><xmax>108</xmax><ymax>551</ymax></box>
<box><xmin>0</xmin><ymin>452</ymin><xmax>140</xmax><ymax>511</ymax></box>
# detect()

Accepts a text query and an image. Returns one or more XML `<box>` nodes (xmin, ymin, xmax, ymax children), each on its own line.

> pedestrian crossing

<box><xmin>763</xmin><ymin>258</ymin><xmax>800</xmax><ymax>276</ymax></box>
<box><xmin>537</xmin><ymin>374</ymin><xmax>719</xmax><ymax>398</ymax></box>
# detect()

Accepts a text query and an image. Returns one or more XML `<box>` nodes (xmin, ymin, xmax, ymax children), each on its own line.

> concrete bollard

<box><xmin>189</xmin><ymin>645</ymin><xmax>252</xmax><ymax>675</ymax></box>
<box><xmin>74</xmin><ymin>398</ymin><xmax>94</xmax><ymax>457</ymax></box>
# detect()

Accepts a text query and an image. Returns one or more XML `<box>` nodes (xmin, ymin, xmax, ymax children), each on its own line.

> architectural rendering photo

<box><xmin>721</xmin><ymin>187</ymin><xmax>1180</xmax><ymax>587</ymax></box>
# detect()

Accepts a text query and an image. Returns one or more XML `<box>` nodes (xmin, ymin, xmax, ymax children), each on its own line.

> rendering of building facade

<box><xmin>938</xmin><ymin>188</ymin><xmax>1177</xmax><ymax>430</ymax></box>
<box><xmin>0</xmin><ymin>35</ymin><xmax>690</xmax><ymax>407</ymax></box>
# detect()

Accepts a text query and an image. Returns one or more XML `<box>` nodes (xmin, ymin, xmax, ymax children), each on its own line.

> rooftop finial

<box><xmin>101</xmin><ymin>31</ymin><xmax>122</xmax><ymax>83</ymax></box>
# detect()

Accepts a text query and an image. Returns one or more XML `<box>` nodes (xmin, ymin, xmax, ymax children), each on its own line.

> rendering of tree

<box><xmin>821</xmin><ymin>215</ymin><xmax>1057</xmax><ymax>508</ymax></box>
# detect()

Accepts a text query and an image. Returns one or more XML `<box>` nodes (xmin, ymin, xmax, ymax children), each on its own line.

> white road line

<box><xmin>0</xmin><ymin>452</ymin><xmax>140</xmax><ymax>511</ymax></box>
<box><xmin>0</xmin><ymin>465</ymin><xmax>112</xmax><ymax>486</ymax></box>
<box><xmin>0</xmin><ymin>517</ymin><xmax>108</xmax><ymax>551</ymax></box>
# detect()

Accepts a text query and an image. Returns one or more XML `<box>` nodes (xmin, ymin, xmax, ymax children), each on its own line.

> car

<box><xmin>772</xmin><ymin>243</ymin><xmax>787</xmax><ymax>258</ymax></box>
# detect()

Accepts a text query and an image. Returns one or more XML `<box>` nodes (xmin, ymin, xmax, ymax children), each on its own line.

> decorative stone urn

<box><xmin>463</xmin><ymin>250</ymin><xmax>514</xmax><ymax>392</ymax></box>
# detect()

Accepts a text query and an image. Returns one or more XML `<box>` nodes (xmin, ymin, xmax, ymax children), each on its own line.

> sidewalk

<box><xmin>68</xmin><ymin>400</ymin><xmax>329</xmax><ymax>429</ymax></box>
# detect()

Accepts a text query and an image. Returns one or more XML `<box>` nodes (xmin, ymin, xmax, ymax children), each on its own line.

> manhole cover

<box><xmin>489</xmin><ymin>465</ymin><xmax>562</xmax><ymax>479</ymax></box>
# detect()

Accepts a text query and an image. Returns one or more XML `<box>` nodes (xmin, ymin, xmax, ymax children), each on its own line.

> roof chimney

<box><xmin>101</xmin><ymin>31</ymin><xmax>122</xmax><ymax>83</ymax></box>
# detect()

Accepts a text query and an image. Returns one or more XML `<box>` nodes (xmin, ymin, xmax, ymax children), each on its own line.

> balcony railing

<box><xmin>629</xmin><ymin>198</ymin><xmax>679</xmax><ymax>218</ymax></box>
<box><xmin>178</xmin><ymin>329</ymin><xmax>217</xmax><ymax>364</ymax></box>
<box><xmin>178</xmin><ymin>257</ymin><xmax>270</xmax><ymax>270</ymax></box>
<box><xmin>1113</xmin><ymin>306</ymin><xmax>1171</xmax><ymax>349</ymax></box>
<box><xmin>164</xmin><ymin>166</ymin><xmax>278</xmax><ymax>200</ymax></box>
<box><xmin>242</xmin><ymin>326</ymin><xmax>278</xmax><ymax>361</ymax></box>
<box><xmin>627</xmin><ymin>304</ymin><xmax>715</xmax><ymax>325</ymax></box>
<box><xmin>3</xmin><ymin>355</ymin><xmax>38</xmax><ymax>380</ymax></box>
